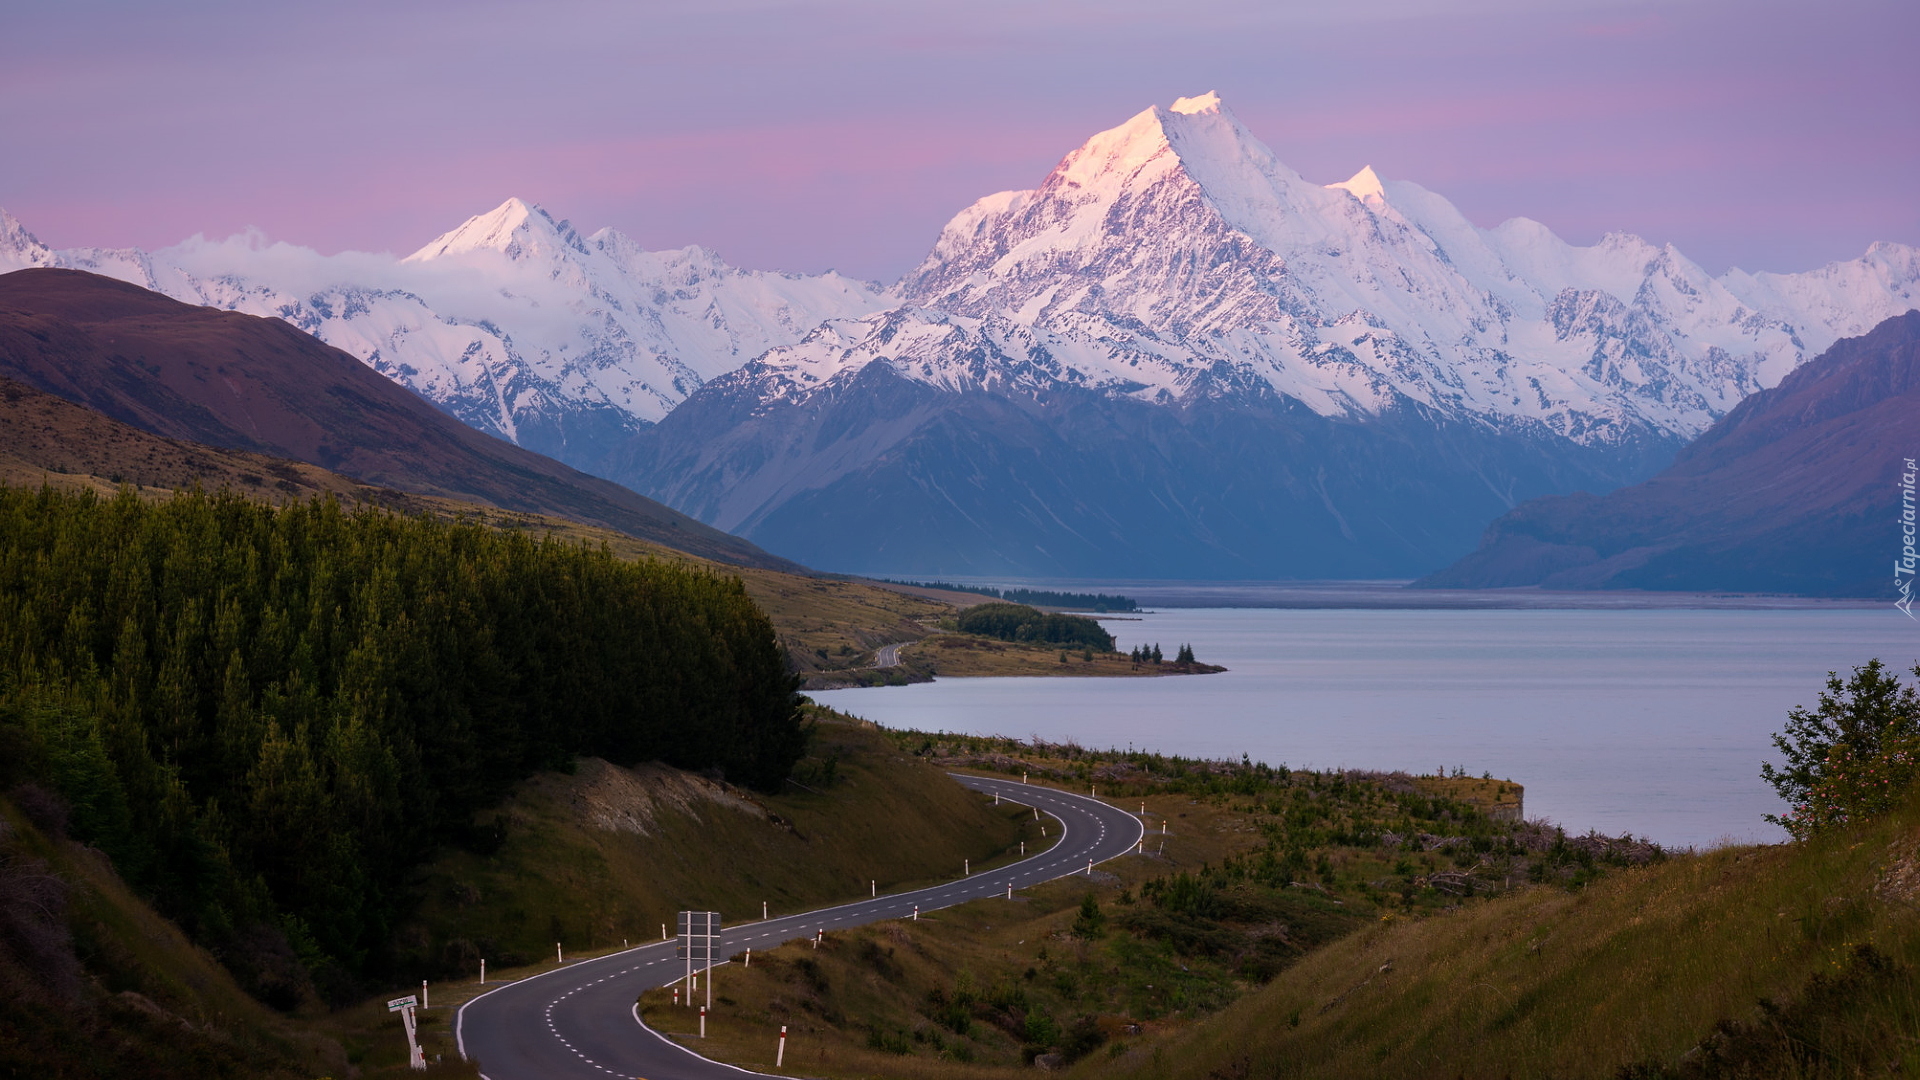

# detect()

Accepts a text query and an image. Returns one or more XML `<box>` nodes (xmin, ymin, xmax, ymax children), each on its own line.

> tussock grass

<box><xmin>394</xmin><ymin>713</ymin><xmax>1038</xmax><ymax>977</ymax></box>
<box><xmin>1100</xmin><ymin>796</ymin><xmax>1920</xmax><ymax>1079</ymax></box>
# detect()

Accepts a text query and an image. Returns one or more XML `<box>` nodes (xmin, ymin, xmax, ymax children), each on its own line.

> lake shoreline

<box><xmin>877</xmin><ymin>577</ymin><xmax>1885</xmax><ymax>612</ymax></box>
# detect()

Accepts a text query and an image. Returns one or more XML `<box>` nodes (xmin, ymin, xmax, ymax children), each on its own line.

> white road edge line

<box><xmin>457</xmin><ymin>774</ymin><xmax>1141</xmax><ymax>1077</ymax></box>
<box><xmin>631</xmin><ymin>995</ymin><xmax>767</xmax><ymax>1078</ymax></box>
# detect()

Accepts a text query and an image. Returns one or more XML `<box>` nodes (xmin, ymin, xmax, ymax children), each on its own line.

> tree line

<box><xmin>883</xmin><ymin>580</ymin><xmax>1139</xmax><ymax>612</ymax></box>
<box><xmin>0</xmin><ymin>485</ymin><xmax>804</xmax><ymax>1001</ymax></box>
<box><xmin>954</xmin><ymin>603</ymin><xmax>1115</xmax><ymax>650</ymax></box>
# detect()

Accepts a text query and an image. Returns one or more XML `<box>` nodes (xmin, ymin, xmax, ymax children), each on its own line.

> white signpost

<box><xmin>387</xmin><ymin>994</ymin><xmax>426</xmax><ymax>1070</ymax></box>
<box><xmin>676</xmin><ymin>910</ymin><xmax>721</xmax><ymax>1013</ymax></box>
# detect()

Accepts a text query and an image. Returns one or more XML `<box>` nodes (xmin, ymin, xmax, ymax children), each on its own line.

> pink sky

<box><xmin>3</xmin><ymin>0</ymin><xmax>1914</xmax><ymax>282</ymax></box>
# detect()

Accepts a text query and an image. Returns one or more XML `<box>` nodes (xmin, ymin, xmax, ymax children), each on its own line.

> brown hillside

<box><xmin>1418</xmin><ymin>310</ymin><xmax>1920</xmax><ymax>596</ymax></box>
<box><xmin>0</xmin><ymin>267</ymin><xmax>796</xmax><ymax>570</ymax></box>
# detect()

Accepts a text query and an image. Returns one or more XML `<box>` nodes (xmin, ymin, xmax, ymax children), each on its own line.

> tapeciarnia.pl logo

<box><xmin>1899</xmin><ymin>456</ymin><xmax>1917</xmax><ymax>619</ymax></box>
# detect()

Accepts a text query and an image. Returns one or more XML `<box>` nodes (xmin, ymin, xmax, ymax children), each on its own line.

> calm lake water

<box><xmin>815</xmin><ymin>606</ymin><xmax>1920</xmax><ymax>849</ymax></box>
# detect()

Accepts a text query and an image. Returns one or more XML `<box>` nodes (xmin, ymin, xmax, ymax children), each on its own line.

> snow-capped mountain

<box><xmin>604</xmin><ymin>93</ymin><xmax>1918</xmax><ymax>576</ymax></box>
<box><xmin>5</xmin><ymin>91</ymin><xmax>1915</xmax><ymax>577</ymax></box>
<box><xmin>803</xmin><ymin>92</ymin><xmax>1916</xmax><ymax>446</ymax></box>
<box><xmin>0</xmin><ymin>200</ymin><xmax>887</xmax><ymax>470</ymax></box>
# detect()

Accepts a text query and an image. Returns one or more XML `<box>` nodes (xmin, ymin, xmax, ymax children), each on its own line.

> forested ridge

<box><xmin>0</xmin><ymin>485</ymin><xmax>804</xmax><ymax>1002</ymax></box>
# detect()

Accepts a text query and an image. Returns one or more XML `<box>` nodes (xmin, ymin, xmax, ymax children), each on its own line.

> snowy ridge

<box><xmin>0</xmin><ymin>200</ymin><xmax>888</xmax><ymax>467</ymax></box>
<box><xmin>833</xmin><ymin>92</ymin><xmax>1920</xmax><ymax>445</ymax></box>
<box><xmin>2</xmin><ymin>93</ymin><xmax>1916</xmax><ymax>462</ymax></box>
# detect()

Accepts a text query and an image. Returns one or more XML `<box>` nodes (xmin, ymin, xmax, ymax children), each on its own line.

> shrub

<box><xmin>1764</xmin><ymin>660</ymin><xmax>1920</xmax><ymax>838</ymax></box>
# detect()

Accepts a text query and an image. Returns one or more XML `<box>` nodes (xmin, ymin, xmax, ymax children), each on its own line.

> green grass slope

<box><xmin>1104</xmin><ymin>797</ymin><xmax>1920</xmax><ymax>1080</ymax></box>
<box><xmin>392</xmin><ymin>711</ymin><xmax>1040</xmax><ymax>975</ymax></box>
<box><xmin>0</xmin><ymin>791</ymin><xmax>346</xmax><ymax>1079</ymax></box>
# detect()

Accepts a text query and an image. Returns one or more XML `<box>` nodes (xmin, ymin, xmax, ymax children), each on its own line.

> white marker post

<box><xmin>1020</xmin><ymin>841</ymin><xmax>1025</xmax><ymax>855</ymax></box>
<box><xmin>556</xmin><ymin>943</ymin><xmax>563</xmax><ymax>964</ymax></box>
<box><xmin>1022</xmin><ymin>772</ymin><xmax>1028</xmax><ymax>783</ymax></box>
<box><xmin>964</xmin><ymin>859</ymin><xmax>969</xmax><ymax>875</ymax></box>
<box><xmin>700</xmin><ymin>1005</ymin><xmax>707</xmax><ymax>1039</ymax></box>
<box><xmin>1006</xmin><ymin>882</ymin><xmax>1012</xmax><ymax>899</ymax></box>
<box><xmin>422</xmin><ymin>980</ymin><xmax>429</xmax><ymax>1009</ymax></box>
<box><xmin>479</xmin><ymin>959</ymin><xmax>485</xmax><ymax>985</ymax></box>
<box><xmin>678</xmin><ymin>910</ymin><xmax>720</xmax><ymax>1011</ymax></box>
<box><xmin>387</xmin><ymin>995</ymin><xmax>426</xmax><ymax>1071</ymax></box>
<box><xmin>745</xmin><ymin>948</ymin><xmax>751</xmax><ymax>967</ymax></box>
<box><xmin>763</xmin><ymin>901</ymin><xmax>768</xmax><ymax>920</ymax></box>
<box><xmin>1087</xmin><ymin>858</ymin><xmax>1093</xmax><ymax>875</ymax></box>
<box><xmin>871</xmin><ymin>880</ymin><xmax>876</xmax><ymax>897</ymax></box>
<box><xmin>994</xmin><ymin>792</ymin><xmax>999</xmax><ymax>805</ymax></box>
<box><xmin>777</xmin><ymin>1025</ymin><xmax>788</xmax><ymax>1067</ymax></box>
<box><xmin>913</xmin><ymin>905</ymin><xmax>918</xmax><ymax>921</ymax></box>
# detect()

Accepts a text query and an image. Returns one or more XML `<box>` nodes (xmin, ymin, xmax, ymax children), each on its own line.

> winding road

<box><xmin>457</xmin><ymin>774</ymin><xmax>1145</xmax><ymax>1080</ymax></box>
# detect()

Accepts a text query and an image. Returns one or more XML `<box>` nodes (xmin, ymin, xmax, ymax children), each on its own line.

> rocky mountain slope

<box><xmin>0</xmin><ymin>268</ymin><xmax>795</xmax><ymax>569</ymax></box>
<box><xmin>603</xmin><ymin>94</ymin><xmax>1919</xmax><ymax>575</ymax></box>
<box><xmin>1418</xmin><ymin>311</ymin><xmax>1920</xmax><ymax>596</ymax></box>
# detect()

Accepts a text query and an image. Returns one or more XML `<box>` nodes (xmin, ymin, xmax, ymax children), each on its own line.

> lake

<box><xmin>814</xmin><ymin>603</ymin><xmax>1919</xmax><ymax>849</ymax></box>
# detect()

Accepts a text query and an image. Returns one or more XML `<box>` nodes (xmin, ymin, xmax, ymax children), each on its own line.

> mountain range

<box><xmin>4</xmin><ymin>92</ymin><xmax>1916</xmax><ymax>576</ymax></box>
<box><xmin>0</xmin><ymin>268</ymin><xmax>792</xmax><ymax>570</ymax></box>
<box><xmin>1419</xmin><ymin>310</ymin><xmax>1920</xmax><ymax>597</ymax></box>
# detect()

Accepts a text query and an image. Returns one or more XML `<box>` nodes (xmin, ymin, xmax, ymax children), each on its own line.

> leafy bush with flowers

<box><xmin>1764</xmin><ymin>659</ymin><xmax>1920</xmax><ymax>839</ymax></box>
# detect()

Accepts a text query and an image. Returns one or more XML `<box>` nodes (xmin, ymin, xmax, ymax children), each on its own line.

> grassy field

<box><xmin>606</xmin><ymin>741</ymin><xmax>1920</xmax><ymax>1080</ymax></box>
<box><xmin>633</xmin><ymin>780</ymin><xmax>1308</xmax><ymax>1079</ymax></box>
<box><xmin>1104</xmin><ymin>792</ymin><xmax>1920</xmax><ymax>1080</ymax></box>
<box><xmin>618</xmin><ymin>738</ymin><xmax>1620</xmax><ymax>1080</ymax></box>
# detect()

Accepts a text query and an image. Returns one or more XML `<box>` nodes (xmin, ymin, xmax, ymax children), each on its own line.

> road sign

<box><xmin>675</xmin><ymin>910</ymin><xmax>722</xmax><ymax>963</ymax></box>
<box><xmin>387</xmin><ymin>995</ymin><xmax>425</xmax><ymax>1069</ymax></box>
<box><xmin>677</xmin><ymin>910</ymin><xmax>721</xmax><ymax>1012</ymax></box>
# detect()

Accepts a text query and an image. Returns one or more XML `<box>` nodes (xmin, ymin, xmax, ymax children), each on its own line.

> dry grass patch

<box><xmin>1100</xmin><ymin>800</ymin><xmax>1920</xmax><ymax>1080</ymax></box>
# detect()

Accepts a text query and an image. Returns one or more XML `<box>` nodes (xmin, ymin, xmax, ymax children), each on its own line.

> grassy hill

<box><xmin>0</xmin><ymin>791</ymin><xmax>347</xmax><ymax>1079</ymax></box>
<box><xmin>629</xmin><ymin>736</ymin><xmax>1917</xmax><ymax>1080</ymax></box>
<box><xmin>391</xmin><ymin>712</ymin><xmax>1039</xmax><ymax>976</ymax></box>
<box><xmin>0</xmin><ymin>711</ymin><xmax>1039</xmax><ymax>1077</ymax></box>
<box><xmin>1103</xmin><ymin>795</ymin><xmax>1919</xmax><ymax>1080</ymax></box>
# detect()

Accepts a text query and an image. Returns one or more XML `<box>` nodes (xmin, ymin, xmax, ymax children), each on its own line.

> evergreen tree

<box><xmin>0</xmin><ymin>485</ymin><xmax>806</xmax><ymax>990</ymax></box>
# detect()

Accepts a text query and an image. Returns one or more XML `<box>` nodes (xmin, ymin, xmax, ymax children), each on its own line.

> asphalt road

<box><xmin>873</xmin><ymin>642</ymin><xmax>904</xmax><ymax>668</ymax></box>
<box><xmin>457</xmin><ymin>773</ymin><xmax>1145</xmax><ymax>1080</ymax></box>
